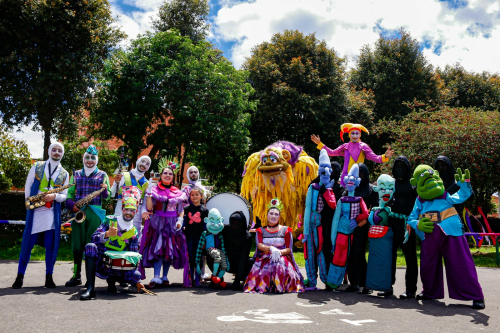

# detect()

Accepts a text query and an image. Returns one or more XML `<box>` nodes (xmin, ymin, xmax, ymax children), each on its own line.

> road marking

<box><xmin>340</xmin><ymin>319</ymin><xmax>377</xmax><ymax>326</ymax></box>
<box><xmin>296</xmin><ymin>302</ymin><xmax>325</xmax><ymax>307</ymax></box>
<box><xmin>217</xmin><ymin>309</ymin><xmax>313</xmax><ymax>324</ymax></box>
<box><xmin>319</xmin><ymin>309</ymin><xmax>354</xmax><ymax>315</ymax></box>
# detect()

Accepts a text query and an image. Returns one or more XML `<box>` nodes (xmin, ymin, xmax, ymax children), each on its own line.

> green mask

<box><xmin>410</xmin><ymin>165</ymin><xmax>445</xmax><ymax>200</ymax></box>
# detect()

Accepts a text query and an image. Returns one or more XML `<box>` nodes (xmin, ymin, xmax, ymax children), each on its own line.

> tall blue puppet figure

<box><xmin>12</xmin><ymin>143</ymin><xmax>70</xmax><ymax>289</ymax></box>
<box><xmin>326</xmin><ymin>164</ymin><xmax>369</xmax><ymax>290</ymax></box>
<box><xmin>302</xmin><ymin>149</ymin><xmax>337</xmax><ymax>290</ymax></box>
<box><xmin>366</xmin><ymin>174</ymin><xmax>407</xmax><ymax>295</ymax></box>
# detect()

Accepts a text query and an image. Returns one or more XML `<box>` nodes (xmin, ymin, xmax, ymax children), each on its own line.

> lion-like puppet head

<box><xmin>257</xmin><ymin>147</ymin><xmax>291</xmax><ymax>176</ymax></box>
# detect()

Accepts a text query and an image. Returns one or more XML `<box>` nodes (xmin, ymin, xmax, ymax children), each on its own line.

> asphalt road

<box><xmin>0</xmin><ymin>260</ymin><xmax>498</xmax><ymax>332</ymax></box>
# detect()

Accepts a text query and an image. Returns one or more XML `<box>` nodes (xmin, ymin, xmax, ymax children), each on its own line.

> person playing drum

<box><xmin>80</xmin><ymin>186</ymin><xmax>145</xmax><ymax>300</ymax></box>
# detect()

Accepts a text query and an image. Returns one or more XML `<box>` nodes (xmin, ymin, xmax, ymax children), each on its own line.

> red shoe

<box><xmin>211</xmin><ymin>276</ymin><xmax>221</xmax><ymax>284</ymax></box>
<box><xmin>220</xmin><ymin>281</ymin><xmax>227</xmax><ymax>289</ymax></box>
<box><xmin>161</xmin><ymin>280</ymin><xmax>170</xmax><ymax>287</ymax></box>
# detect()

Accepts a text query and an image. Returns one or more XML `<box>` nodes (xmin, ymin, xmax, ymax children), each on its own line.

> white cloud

<box><xmin>212</xmin><ymin>0</ymin><xmax>500</xmax><ymax>73</ymax></box>
<box><xmin>10</xmin><ymin>126</ymin><xmax>46</xmax><ymax>159</ymax></box>
<box><xmin>110</xmin><ymin>2</ymin><xmax>159</xmax><ymax>46</ymax></box>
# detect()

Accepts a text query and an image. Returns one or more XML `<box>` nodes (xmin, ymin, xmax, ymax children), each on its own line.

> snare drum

<box><xmin>103</xmin><ymin>251</ymin><xmax>141</xmax><ymax>271</ymax></box>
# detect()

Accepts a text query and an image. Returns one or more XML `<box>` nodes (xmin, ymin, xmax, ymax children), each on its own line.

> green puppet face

<box><xmin>373</xmin><ymin>174</ymin><xmax>395</xmax><ymax>206</ymax></box>
<box><xmin>204</xmin><ymin>208</ymin><xmax>224</xmax><ymax>235</ymax></box>
<box><xmin>410</xmin><ymin>165</ymin><xmax>445</xmax><ymax>200</ymax></box>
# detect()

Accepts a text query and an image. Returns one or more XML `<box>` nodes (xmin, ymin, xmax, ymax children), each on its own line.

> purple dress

<box><xmin>139</xmin><ymin>184</ymin><xmax>189</xmax><ymax>285</ymax></box>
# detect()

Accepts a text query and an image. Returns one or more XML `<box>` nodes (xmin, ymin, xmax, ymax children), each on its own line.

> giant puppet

<box><xmin>407</xmin><ymin>166</ymin><xmax>484</xmax><ymax>309</ymax></box>
<box><xmin>241</xmin><ymin>141</ymin><xmax>318</xmax><ymax>229</ymax></box>
<box><xmin>311</xmin><ymin>123</ymin><xmax>394</xmax><ymax>186</ymax></box>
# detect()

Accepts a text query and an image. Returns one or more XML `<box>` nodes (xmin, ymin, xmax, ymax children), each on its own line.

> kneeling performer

<box><xmin>80</xmin><ymin>186</ymin><xmax>145</xmax><ymax>300</ymax></box>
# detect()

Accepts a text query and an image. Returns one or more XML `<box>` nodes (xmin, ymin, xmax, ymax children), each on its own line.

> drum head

<box><xmin>206</xmin><ymin>193</ymin><xmax>252</xmax><ymax>226</ymax></box>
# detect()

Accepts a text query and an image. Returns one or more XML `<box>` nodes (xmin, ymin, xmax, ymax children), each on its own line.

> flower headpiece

<box><xmin>267</xmin><ymin>197</ymin><xmax>283</xmax><ymax>211</ymax></box>
<box><xmin>121</xmin><ymin>186</ymin><xmax>142</xmax><ymax>212</ymax></box>
<box><xmin>339</xmin><ymin>123</ymin><xmax>369</xmax><ymax>142</ymax></box>
<box><xmin>85</xmin><ymin>145</ymin><xmax>99</xmax><ymax>155</ymax></box>
<box><xmin>158</xmin><ymin>156</ymin><xmax>180</xmax><ymax>174</ymax></box>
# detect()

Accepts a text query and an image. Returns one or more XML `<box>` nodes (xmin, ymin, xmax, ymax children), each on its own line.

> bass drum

<box><xmin>206</xmin><ymin>192</ymin><xmax>253</xmax><ymax>228</ymax></box>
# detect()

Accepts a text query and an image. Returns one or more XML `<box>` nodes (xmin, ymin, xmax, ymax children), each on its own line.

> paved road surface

<box><xmin>0</xmin><ymin>260</ymin><xmax>498</xmax><ymax>332</ymax></box>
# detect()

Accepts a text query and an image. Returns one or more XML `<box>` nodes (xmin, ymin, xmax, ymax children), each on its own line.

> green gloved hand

<box><xmin>454</xmin><ymin>168</ymin><xmax>470</xmax><ymax>183</ymax></box>
<box><xmin>417</xmin><ymin>217</ymin><xmax>435</xmax><ymax>233</ymax></box>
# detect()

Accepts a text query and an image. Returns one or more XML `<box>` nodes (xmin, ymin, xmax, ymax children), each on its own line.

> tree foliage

<box><xmin>0</xmin><ymin>0</ymin><xmax>125</xmax><ymax>159</ymax></box>
<box><xmin>350</xmin><ymin>29</ymin><xmax>441</xmax><ymax>122</ymax></box>
<box><xmin>244</xmin><ymin>29</ymin><xmax>370</xmax><ymax>155</ymax></box>
<box><xmin>373</xmin><ymin>108</ymin><xmax>500</xmax><ymax>214</ymax></box>
<box><xmin>0</xmin><ymin>125</ymin><xmax>32</xmax><ymax>193</ymax></box>
<box><xmin>437</xmin><ymin>63</ymin><xmax>500</xmax><ymax>111</ymax></box>
<box><xmin>152</xmin><ymin>0</ymin><xmax>210</xmax><ymax>43</ymax></box>
<box><xmin>90</xmin><ymin>31</ymin><xmax>255</xmax><ymax>188</ymax></box>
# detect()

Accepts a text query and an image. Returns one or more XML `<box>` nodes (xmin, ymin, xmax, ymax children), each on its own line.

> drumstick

<box><xmin>141</xmin><ymin>287</ymin><xmax>158</xmax><ymax>296</ymax></box>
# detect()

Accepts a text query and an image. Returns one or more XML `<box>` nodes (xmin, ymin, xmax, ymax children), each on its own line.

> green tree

<box><xmin>0</xmin><ymin>0</ymin><xmax>125</xmax><ymax>160</ymax></box>
<box><xmin>244</xmin><ymin>30</ymin><xmax>368</xmax><ymax>154</ymax></box>
<box><xmin>350</xmin><ymin>29</ymin><xmax>441</xmax><ymax>122</ymax></box>
<box><xmin>437</xmin><ymin>63</ymin><xmax>500</xmax><ymax>111</ymax></box>
<box><xmin>152</xmin><ymin>0</ymin><xmax>210</xmax><ymax>43</ymax></box>
<box><xmin>90</xmin><ymin>31</ymin><xmax>255</xmax><ymax>188</ymax></box>
<box><xmin>0</xmin><ymin>125</ymin><xmax>31</xmax><ymax>193</ymax></box>
<box><xmin>373</xmin><ymin>108</ymin><xmax>500</xmax><ymax>214</ymax></box>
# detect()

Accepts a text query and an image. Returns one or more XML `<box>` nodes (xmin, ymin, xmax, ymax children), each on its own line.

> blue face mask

<box><xmin>205</xmin><ymin>208</ymin><xmax>224</xmax><ymax>235</ymax></box>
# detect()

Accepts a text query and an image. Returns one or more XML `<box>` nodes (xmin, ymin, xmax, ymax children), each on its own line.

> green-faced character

<box><xmin>205</xmin><ymin>208</ymin><xmax>224</xmax><ymax>235</ymax></box>
<box><xmin>410</xmin><ymin>165</ymin><xmax>445</xmax><ymax>200</ymax></box>
<box><xmin>373</xmin><ymin>174</ymin><xmax>395</xmax><ymax>207</ymax></box>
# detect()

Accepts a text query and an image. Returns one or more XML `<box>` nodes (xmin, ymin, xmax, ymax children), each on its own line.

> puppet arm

<box><xmin>356</xmin><ymin>198</ymin><xmax>369</xmax><ymax>223</ymax></box>
<box><xmin>446</xmin><ymin>178</ymin><xmax>472</xmax><ymax>205</ymax></box>
<box><xmin>407</xmin><ymin>200</ymin><xmax>425</xmax><ymax>240</ymax></box>
<box><xmin>323</xmin><ymin>189</ymin><xmax>337</xmax><ymax>209</ymax></box>
<box><xmin>361</xmin><ymin>143</ymin><xmax>388</xmax><ymax>163</ymax></box>
<box><xmin>331</xmin><ymin>203</ymin><xmax>342</xmax><ymax>250</ymax></box>
<box><xmin>303</xmin><ymin>186</ymin><xmax>313</xmax><ymax>237</ymax></box>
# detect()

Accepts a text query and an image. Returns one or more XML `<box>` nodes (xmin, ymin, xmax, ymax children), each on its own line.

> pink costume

<box><xmin>317</xmin><ymin>141</ymin><xmax>388</xmax><ymax>186</ymax></box>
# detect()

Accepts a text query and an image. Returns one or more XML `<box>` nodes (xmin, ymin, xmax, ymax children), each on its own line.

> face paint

<box><xmin>161</xmin><ymin>168</ymin><xmax>174</xmax><ymax>185</ymax></box>
<box><xmin>137</xmin><ymin>159</ymin><xmax>151</xmax><ymax>173</ymax></box>
<box><xmin>189</xmin><ymin>169</ymin><xmax>199</xmax><ymax>181</ymax></box>
<box><xmin>122</xmin><ymin>208</ymin><xmax>136</xmax><ymax>222</ymax></box>
<box><xmin>267</xmin><ymin>208</ymin><xmax>281</xmax><ymax>226</ymax></box>
<box><xmin>51</xmin><ymin>147</ymin><xmax>63</xmax><ymax>161</ymax></box>
<box><xmin>349</xmin><ymin>130</ymin><xmax>361</xmax><ymax>143</ymax></box>
<box><xmin>84</xmin><ymin>154</ymin><xmax>97</xmax><ymax>168</ymax></box>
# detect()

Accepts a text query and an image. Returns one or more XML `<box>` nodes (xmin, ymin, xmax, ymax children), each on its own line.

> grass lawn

<box><xmin>1</xmin><ymin>227</ymin><xmax>498</xmax><ymax>268</ymax></box>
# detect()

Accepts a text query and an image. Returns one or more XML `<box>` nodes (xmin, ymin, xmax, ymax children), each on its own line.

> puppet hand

<box><xmin>311</xmin><ymin>134</ymin><xmax>321</xmax><ymax>145</ymax></box>
<box><xmin>455</xmin><ymin>168</ymin><xmax>470</xmax><ymax>183</ymax></box>
<box><xmin>417</xmin><ymin>218</ymin><xmax>434</xmax><ymax>233</ymax></box>
<box><xmin>349</xmin><ymin>219</ymin><xmax>358</xmax><ymax>230</ymax></box>
<box><xmin>136</xmin><ymin>282</ymin><xmax>145</xmax><ymax>293</ymax></box>
<box><xmin>325</xmin><ymin>180</ymin><xmax>335</xmax><ymax>189</ymax></box>
<box><xmin>196</xmin><ymin>265</ymin><xmax>202</xmax><ymax>275</ymax></box>
<box><xmin>301</xmin><ymin>235</ymin><xmax>308</xmax><ymax>243</ymax></box>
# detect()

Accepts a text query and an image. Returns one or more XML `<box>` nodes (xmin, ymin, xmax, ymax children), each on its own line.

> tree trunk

<box><xmin>179</xmin><ymin>146</ymin><xmax>189</xmax><ymax>187</ymax></box>
<box><xmin>148</xmin><ymin>144</ymin><xmax>160</xmax><ymax>160</ymax></box>
<box><xmin>176</xmin><ymin>144</ymin><xmax>183</xmax><ymax>186</ymax></box>
<box><xmin>43</xmin><ymin>128</ymin><xmax>51</xmax><ymax>160</ymax></box>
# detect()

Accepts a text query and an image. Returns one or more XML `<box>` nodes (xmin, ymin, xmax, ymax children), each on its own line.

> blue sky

<box><xmin>11</xmin><ymin>0</ymin><xmax>500</xmax><ymax>156</ymax></box>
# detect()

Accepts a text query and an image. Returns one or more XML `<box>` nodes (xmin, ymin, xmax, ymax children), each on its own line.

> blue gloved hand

<box><xmin>301</xmin><ymin>235</ymin><xmax>308</xmax><ymax>243</ymax></box>
<box><xmin>349</xmin><ymin>219</ymin><xmax>357</xmax><ymax>230</ymax></box>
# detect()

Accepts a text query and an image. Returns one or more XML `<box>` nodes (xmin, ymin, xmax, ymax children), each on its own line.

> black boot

<box><xmin>107</xmin><ymin>278</ymin><xmax>117</xmax><ymax>293</ymax></box>
<box><xmin>472</xmin><ymin>299</ymin><xmax>485</xmax><ymax>309</ymax></box>
<box><xmin>400</xmin><ymin>291</ymin><xmax>416</xmax><ymax>299</ymax></box>
<box><xmin>80</xmin><ymin>256</ymin><xmax>96</xmax><ymax>300</ymax></box>
<box><xmin>65</xmin><ymin>251</ymin><xmax>83</xmax><ymax>287</ymax></box>
<box><xmin>12</xmin><ymin>274</ymin><xmax>24</xmax><ymax>289</ymax></box>
<box><xmin>361</xmin><ymin>287</ymin><xmax>373</xmax><ymax>294</ymax></box>
<box><xmin>345</xmin><ymin>284</ymin><xmax>360</xmax><ymax>292</ymax></box>
<box><xmin>377</xmin><ymin>289</ymin><xmax>393</xmax><ymax>297</ymax></box>
<box><xmin>45</xmin><ymin>274</ymin><xmax>56</xmax><ymax>288</ymax></box>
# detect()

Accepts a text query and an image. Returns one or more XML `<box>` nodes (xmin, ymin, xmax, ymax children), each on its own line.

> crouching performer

<box><xmin>407</xmin><ymin>166</ymin><xmax>484</xmax><ymax>309</ymax></box>
<box><xmin>80</xmin><ymin>186</ymin><xmax>145</xmax><ymax>300</ymax></box>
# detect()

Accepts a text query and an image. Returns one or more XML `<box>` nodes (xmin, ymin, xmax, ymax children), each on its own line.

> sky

<box><xmin>10</xmin><ymin>0</ymin><xmax>500</xmax><ymax>158</ymax></box>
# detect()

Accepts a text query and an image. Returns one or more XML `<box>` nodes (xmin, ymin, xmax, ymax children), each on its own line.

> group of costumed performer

<box><xmin>241</xmin><ymin>141</ymin><xmax>318</xmax><ymax>229</ymax></box>
<box><xmin>111</xmin><ymin>155</ymin><xmax>151</xmax><ymax>239</ymax></box>
<box><xmin>140</xmin><ymin>157</ymin><xmax>190</xmax><ymax>288</ymax></box>
<box><xmin>80</xmin><ymin>186</ymin><xmax>144</xmax><ymax>300</ymax></box>
<box><xmin>302</xmin><ymin>149</ymin><xmax>339</xmax><ymax>290</ymax></box>
<box><xmin>65</xmin><ymin>145</ymin><xmax>110</xmax><ymax>287</ymax></box>
<box><xmin>407</xmin><ymin>165</ymin><xmax>485</xmax><ymax>309</ymax></box>
<box><xmin>13</xmin><ymin>143</ymin><xmax>69</xmax><ymax>289</ymax></box>
<box><xmin>244</xmin><ymin>198</ymin><xmax>305</xmax><ymax>293</ymax></box>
